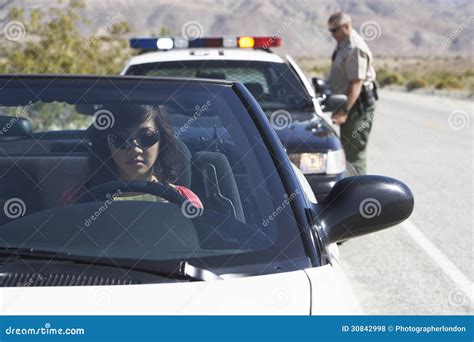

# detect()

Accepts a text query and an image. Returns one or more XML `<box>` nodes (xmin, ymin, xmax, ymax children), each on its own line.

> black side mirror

<box><xmin>316</xmin><ymin>175</ymin><xmax>414</xmax><ymax>244</ymax></box>
<box><xmin>323</xmin><ymin>94</ymin><xmax>348</xmax><ymax>113</ymax></box>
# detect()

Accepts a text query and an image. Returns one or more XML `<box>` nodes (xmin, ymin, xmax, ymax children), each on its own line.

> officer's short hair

<box><xmin>328</xmin><ymin>11</ymin><xmax>352</xmax><ymax>25</ymax></box>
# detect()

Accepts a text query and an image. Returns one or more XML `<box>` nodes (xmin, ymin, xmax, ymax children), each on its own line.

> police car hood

<box><xmin>267</xmin><ymin>112</ymin><xmax>339</xmax><ymax>154</ymax></box>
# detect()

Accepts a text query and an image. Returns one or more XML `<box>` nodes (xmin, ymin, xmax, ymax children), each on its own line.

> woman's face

<box><xmin>108</xmin><ymin>117</ymin><xmax>160</xmax><ymax>181</ymax></box>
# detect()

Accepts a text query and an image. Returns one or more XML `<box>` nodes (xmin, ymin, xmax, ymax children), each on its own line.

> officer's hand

<box><xmin>332</xmin><ymin>110</ymin><xmax>348</xmax><ymax>125</ymax></box>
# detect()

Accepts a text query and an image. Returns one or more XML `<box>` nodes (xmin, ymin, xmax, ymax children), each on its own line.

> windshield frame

<box><xmin>232</xmin><ymin>82</ymin><xmax>322</xmax><ymax>267</ymax></box>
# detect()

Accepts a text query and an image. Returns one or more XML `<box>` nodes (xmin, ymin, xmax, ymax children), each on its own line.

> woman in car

<box><xmin>60</xmin><ymin>104</ymin><xmax>202</xmax><ymax>208</ymax></box>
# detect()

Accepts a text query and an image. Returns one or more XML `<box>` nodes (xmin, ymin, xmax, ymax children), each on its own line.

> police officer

<box><xmin>327</xmin><ymin>11</ymin><xmax>377</xmax><ymax>175</ymax></box>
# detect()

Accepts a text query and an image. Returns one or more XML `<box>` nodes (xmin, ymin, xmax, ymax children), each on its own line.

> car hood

<box><xmin>0</xmin><ymin>270</ymin><xmax>311</xmax><ymax>315</ymax></box>
<box><xmin>266</xmin><ymin>111</ymin><xmax>340</xmax><ymax>154</ymax></box>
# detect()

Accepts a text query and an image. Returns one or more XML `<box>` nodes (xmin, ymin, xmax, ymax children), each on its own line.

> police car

<box><xmin>121</xmin><ymin>36</ymin><xmax>353</xmax><ymax>202</ymax></box>
<box><xmin>0</xmin><ymin>75</ymin><xmax>413</xmax><ymax>314</ymax></box>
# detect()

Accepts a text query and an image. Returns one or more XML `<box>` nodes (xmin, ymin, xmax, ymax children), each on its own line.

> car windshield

<box><xmin>0</xmin><ymin>76</ymin><xmax>307</xmax><ymax>280</ymax></box>
<box><xmin>125</xmin><ymin>60</ymin><xmax>314</xmax><ymax>111</ymax></box>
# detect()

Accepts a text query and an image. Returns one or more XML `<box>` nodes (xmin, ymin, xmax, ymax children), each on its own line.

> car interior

<box><xmin>0</xmin><ymin>104</ymin><xmax>254</xmax><ymax>226</ymax></box>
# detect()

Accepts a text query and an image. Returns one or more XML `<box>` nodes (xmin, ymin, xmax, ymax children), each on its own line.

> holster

<box><xmin>360</xmin><ymin>81</ymin><xmax>377</xmax><ymax>108</ymax></box>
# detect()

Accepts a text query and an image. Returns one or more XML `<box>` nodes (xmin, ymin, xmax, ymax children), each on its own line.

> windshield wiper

<box><xmin>179</xmin><ymin>260</ymin><xmax>222</xmax><ymax>281</ymax></box>
<box><xmin>0</xmin><ymin>247</ymin><xmax>221</xmax><ymax>281</ymax></box>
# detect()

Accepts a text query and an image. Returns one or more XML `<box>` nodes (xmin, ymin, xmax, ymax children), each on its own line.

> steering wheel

<box><xmin>74</xmin><ymin>180</ymin><xmax>187</xmax><ymax>205</ymax></box>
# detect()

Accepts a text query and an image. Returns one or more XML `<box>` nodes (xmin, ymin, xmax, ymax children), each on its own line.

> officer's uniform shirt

<box><xmin>328</xmin><ymin>30</ymin><xmax>376</xmax><ymax>95</ymax></box>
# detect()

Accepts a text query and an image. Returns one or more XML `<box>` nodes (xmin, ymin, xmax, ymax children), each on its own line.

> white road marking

<box><xmin>402</xmin><ymin>219</ymin><xmax>473</xmax><ymax>303</ymax></box>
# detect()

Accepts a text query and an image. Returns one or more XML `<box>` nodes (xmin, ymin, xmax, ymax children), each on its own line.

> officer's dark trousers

<box><xmin>340</xmin><ymin>104</ymin><xmax>375</xmax><ymax>175</ymax></box>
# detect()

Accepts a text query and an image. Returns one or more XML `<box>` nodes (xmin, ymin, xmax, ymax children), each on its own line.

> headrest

<box><xmin>0</xmin><ymin>116</ymin><xmax>33</xmax><ymax>138</ymax></box>
<box><xmin>173</xmin><ymin>139</ymin><xmax>191</xmax><ymax>188</ymax></box>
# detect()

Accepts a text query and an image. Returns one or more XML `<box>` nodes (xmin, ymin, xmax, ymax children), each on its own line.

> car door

<box><xmin>290</xmin><ymin>162</ymin><xmax>363</xmax><ymax>314</ymax></box>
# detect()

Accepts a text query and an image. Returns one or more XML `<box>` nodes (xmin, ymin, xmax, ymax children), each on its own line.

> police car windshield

<box><xmin>126</xmin><ymin>60</ymin><xmax>314</xmax><ymax>111</ymax></box>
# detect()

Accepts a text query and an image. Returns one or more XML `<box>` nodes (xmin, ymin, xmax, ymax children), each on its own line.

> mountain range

<box><xmin>2</xmin><ymin>0</ymin><xmax>473</xmax><ymax>57</ymax></box>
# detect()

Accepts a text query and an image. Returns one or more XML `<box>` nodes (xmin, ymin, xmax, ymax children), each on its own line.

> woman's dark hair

<box><xmin>83</xmin><ymin>104</ymin><xmax>181</xmax><ymax>189</ymax></box>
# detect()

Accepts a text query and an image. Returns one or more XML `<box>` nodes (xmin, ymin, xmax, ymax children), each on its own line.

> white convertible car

<box><xmin>0</xmin><ymin>75</ymin><xmax>413</xmax><ymax>314</ymax></box>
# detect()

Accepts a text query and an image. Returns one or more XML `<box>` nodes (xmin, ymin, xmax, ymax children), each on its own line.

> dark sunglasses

<box><xmin>107</xmin><ymin>131</ymin><xmax>161</xmax><ymax>150</ymax></box>
<box><xmin>329</xmin><ymin>25</ymin><xmax>341</xmax><ymax>33</ymax></box>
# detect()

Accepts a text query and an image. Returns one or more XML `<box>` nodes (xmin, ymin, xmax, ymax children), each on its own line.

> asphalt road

<box><xmin>338</xmin><ymin>89</ymin><xmax>473</xmax><ymax>314</ymax></box>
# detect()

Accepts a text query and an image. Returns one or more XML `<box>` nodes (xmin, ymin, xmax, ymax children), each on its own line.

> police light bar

<box><xmin>129</xmin><ymin>36</ymin><xmax>282</xmax><ymax>51</ymax></box>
